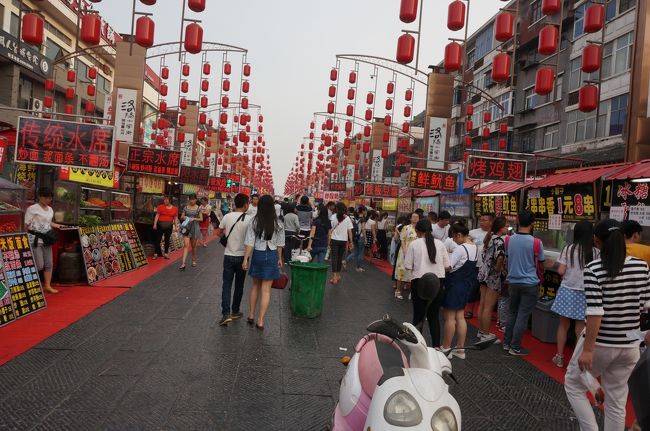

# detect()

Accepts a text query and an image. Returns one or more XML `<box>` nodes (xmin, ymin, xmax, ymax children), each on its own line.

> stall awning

<box><xmin>528</xmin><ymin>163</ymin><xmax>627</xmax><ymax>189</ymax></box>
<box><xmin>416</xmin><ymin>190</ymin><xmax>438</xmax><ymax>197</ymax></box>
<box><xmin>463</xmin><ymin>180</ymin><xmax>480</xmax><ymax>189</ymax></box>
<box><xmin>605</xmin><ymin>160</ymin><xmax>650</xmax><ymax>181</ymax></box>
<box><xmin>474</xmin><ymin>181</ymin><xmax>532</xmax><ymax>194</ymax></box>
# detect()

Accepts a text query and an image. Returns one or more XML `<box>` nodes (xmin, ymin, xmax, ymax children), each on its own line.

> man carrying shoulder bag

<box><xmin>217</xmin><ymin>193</ymin><xmax>250</xmax><ymax>326</ymax></box>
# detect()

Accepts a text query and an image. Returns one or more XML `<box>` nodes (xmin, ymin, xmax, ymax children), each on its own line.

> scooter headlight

<box><xmin>383</xmin><ymin>390</ymin><xmax>423</xmax><ymax>427</ymax></box>
<box><xmin>431</xmin><ymin>407</ymin><xmax>458</xmax><ymax>431</ymax></box>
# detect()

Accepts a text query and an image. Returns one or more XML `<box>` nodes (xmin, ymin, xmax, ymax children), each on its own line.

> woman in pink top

<box><xmin>404</xmin><ymin>219</ymin><xmax>450</xmax><ymax>347</ymax></box>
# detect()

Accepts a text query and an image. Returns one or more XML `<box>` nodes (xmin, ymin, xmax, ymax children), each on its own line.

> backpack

<box><xmin>504</xmin><ymin>234</ymin><xmax>544</xmax><ymax>284</ymax></box>
<box><xmin>351</xmin><ymin>217</ymin><xmax>361</xmax><ymax>241</ymax></box>
<box><xmin>209</xmin><ymin>211</ymin><xmax>219</xmax><ymax>226</ymax></box>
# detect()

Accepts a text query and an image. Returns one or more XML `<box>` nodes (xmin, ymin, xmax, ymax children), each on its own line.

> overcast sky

<box><xmin>95</xmin><ymin>0</ymin><xmax>503</xmax><ymax>192</ymax></box>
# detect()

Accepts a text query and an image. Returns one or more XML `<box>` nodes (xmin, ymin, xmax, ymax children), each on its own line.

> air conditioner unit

<box><xmin>30</xmin><ymin>98</ymin><xmax>43</xmax><ymax>113</ymax></box>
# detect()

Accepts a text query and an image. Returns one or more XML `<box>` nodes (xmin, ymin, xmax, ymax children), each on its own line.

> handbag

<box><xmin>30</xmin><ymin>229</ymin><xmax>58</xmax><ymax>246</ymax></box>
<box><xmin>220</xmin><ymin>213</ymin><xmax>245</xmax><ymax>247</ymax></box>
<box><xmin>272</xmin><ymin>272</ymin><xmax>289</xmax><ymax>289</ymax></box>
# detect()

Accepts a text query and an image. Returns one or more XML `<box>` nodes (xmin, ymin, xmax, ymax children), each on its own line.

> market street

<box><xmin>0</xmin><ymin>243</ymin><xmax>589</xmax><ymax>430</ymax></box>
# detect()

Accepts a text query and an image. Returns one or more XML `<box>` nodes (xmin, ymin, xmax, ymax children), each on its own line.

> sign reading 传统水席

<box><xmin>15</xmin><ymin>117</ymin><xmax>115</xmax><ymax>171</ymax></box>
<box><xmin>408</xmin><ymin>168</ymin><xmax>458</xmax><ymax>193</ymax></box>
<box><xmin>466</xmin><ymin>156</ymin><xmax>527</xmax><ymax>183</ymax></box>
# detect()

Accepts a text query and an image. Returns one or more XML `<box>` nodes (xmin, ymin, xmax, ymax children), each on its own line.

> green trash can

<box><xmin>288</xmin><ymin>262</ymin><xmax>329</xmax><ymax>318</ymax></box>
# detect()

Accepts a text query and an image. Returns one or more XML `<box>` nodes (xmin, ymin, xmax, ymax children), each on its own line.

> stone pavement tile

<box><xmin>462</xmin><ymin>416</ymin><xmax>502</xmax><ymax>431</ymax></box>
<box><xmin>97</xmin><ymin>350</ymin><xmax>157</xmax><ymax>377</ymax></box>
<box><xmin>283</xmin><ymin>367</ymin><xmax>330</xmax><ymax>396</ymax></box>
<box><xmin>282</xmin><ymin>349</ymin><xmax>324</xmax><ymax>369</ymax></box>
<box><xmin>283</xmin><ymin>394</ymin><xmax>333</xmax><ymax>431</ymax></box>
<box><xmin>233</xmin><ymin>365</ymin><xmax>283</xmax><ymax>395</ymax></box>
<box><xmin>135</xmin><ymin>364</ymin><xmax>189</xmax><ymax>394</ymax></box>
<box><xmin>455</xmin><ymin>371</ymin><xmax>512</xmax><ymax>401</ymax></box>
<box><xmin>33</xmin><ymin>409</ymin><xmax>109</xmax><ymax>431</ymax></box>
<box><xmin>23</xmin><ymin>358</ymin><xmax>96</xmax><ymax>392</ymax></box>
<box><xmin>239</xmin><ymin>343</ymin><xmax>284</xmax><ymax>368</ymax></box>
<box><xmin>0</xmin><ymin>389</ymin><xmax>67</xmax><ymax>430</ymax></box>
<box><xmin>0</xmin><ymin>372</ymin><xmax>35</xmax><ymax>401</ymax></box>
<box><xmin>163</xmin><ymin>410</ymin><xmax>228</xmax><ymax>430</ymax></box>
<box><xmin>119</xmin><ymin>318</ymin><xmax>181</xmax><ymax>352</ymax></box>
<box><xmin>226</xmin><ymin>394</ymin><xmax>284</xmax><ymax>431</ymax></box>
<box><xmin>0</xmin><ymin>348</ymin><xmax>70</xmax><ymax>375</ymax></box>
<box><xmin>451</xmin><ymin>391</ymin><xmax>491</xmax><ymax>418</ymax></box>
<box><xmin>171</xmin><ymin>385</ymin><xmax>231</xmax><ymax>412</ymax></box>
<box><xmin>35</xmin><ymin>317</ymin><xmax>109</xmax><ymax>350</ymax></box>
<box><xmin>491</xmin><ymin>411</ymin><xmax>546</xmax><ymax>430</ymax></box>
<box><xmin>506</xmin><ymin>386</ymin><xmax>574</xmax><ymax>418</ymax></box>
<box><xmin>57</xmin><ymin>374</ymin><xmax>138</xmax><ymax>411</ymax></box>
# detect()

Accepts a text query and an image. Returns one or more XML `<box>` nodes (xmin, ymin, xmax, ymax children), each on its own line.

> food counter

<box><xmin>0</xmin><ymin>178</ymin><xmax>27</xmax><ymax>234</ymax></box>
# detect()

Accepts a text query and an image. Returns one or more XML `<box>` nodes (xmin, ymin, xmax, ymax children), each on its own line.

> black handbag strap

<box><xmin>225</xmin><ymin>213</ymin><xmax>246</xmax><ymax>242</ymax></box>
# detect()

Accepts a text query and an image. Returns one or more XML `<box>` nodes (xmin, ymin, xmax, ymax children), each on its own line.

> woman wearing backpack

<box><xmin>394</xmin><ymin>212</ymin><xmax>419</xmax><ymax>299</ymax></box>
<box><xmin>307</xmin><ymin>206</ymin><xmax>331</xmax><ymax>264</ymax></box>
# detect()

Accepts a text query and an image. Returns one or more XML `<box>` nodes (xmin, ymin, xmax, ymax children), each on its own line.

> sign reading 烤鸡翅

<box><xmin>466</xmin><ymin>155</ymin><xmax>527</xmax><ymax>183</ymax></box>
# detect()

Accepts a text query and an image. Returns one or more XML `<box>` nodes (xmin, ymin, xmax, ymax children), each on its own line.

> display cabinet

<box><xmin>0</xmin><ymin>178</ymin><xmax>27</xmax><ymax>233</ymax></box>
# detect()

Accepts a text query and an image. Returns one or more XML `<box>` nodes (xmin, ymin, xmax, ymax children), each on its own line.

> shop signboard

<box><xmin>466</xmin><ymin>156</ymin><xmax>527</xmax><ymax>183</ymax></box>
<box><xmin>15</xmin><ymin>117</ymin><xmax>115</xmax><ymax>171</ymax></box>
<box><xmin>59</xmin><ymin>166</ymin><xmax>119</xmax><ymax>189</ymax></box>
<box><xmin>609</xmin><ymin>180</ymin><xmax>650</xmax><ymax>225</ymax></box>
<box><xmin>180</xmin><ymin>134</ymin><xmax>194</xmax><ymax>166</ymax></box>
<box><xmin>179</xmin><ymin>166</ymin><xmax>209</xmax><ymax>186</ymax></box>
<box><xmin>329</xmin><ymin>182</ymin><xmax>347</xmax><ymax>192</ymax></box>
<box><xmin>127</xmin><ymin>146</ymin><xmax>181</xmax><ymax>177</ymax></box>
<box><xmin>114</xmin><ymin>88</ymin><xmax>137</xmax><ymax>143</ymax></box>
<box><xmin>78</xmin><ymin>223</ymin><xmax>147</xmax><ymax>285</ymax></box>
<box><xmin>207</xmin><ymin>173</ymin><xmax>240</xmax><ymax>193</ymax></box>
<box><xmin>408</xmin><ymin>168</ymin><xmax>458</xmax><ymax>192</ymax></box>
<box><xmin>139</xmin><ymin>175</ymin><xmax>165</xmax><ymax>194</ymax></box>
<box><xmin>323</xmin><ymin>191</ymin><xmax>340</xmax><ymax>201</ymax></box>
<box><xmin>0</xmin><ymin>30</ymin><xmax>51</xmax><ymax>78</ymax></box>
<box><xmin>208</xmin><ymin>153</ymin><xmax>217</xmax><ymax>177</ymax></box>
<box><xmin>0</xmin><ymin>232</ymin><xmax>47</xmax><ymax>326</ymax></box>
<box><xmin>427</xmin><ymin>117</ymin><xmax>447</xmax><ymax>170</ymax></box>
<box><xmin>371</xmin><ymin>150</ymin><xmax>383</xmax><ymax>182</ymax></box>
<box><xmin>383</xmin><ymin>198</ymin><xmax>398</xmax><ymax>211</ymax></box>
<box><xmin>353</xmin><ymin>182</ymin><xmax>399</xmax><ymax>198</ymax></box>
<box><xmin>473</xmin><ymin>194</ymin><xmax>519</xmax><ymax>218</ymax></box>
<box><xmin>525</xmin><ymin>183</ymin><xmax>597</xmax><ymax>221</ymax></box>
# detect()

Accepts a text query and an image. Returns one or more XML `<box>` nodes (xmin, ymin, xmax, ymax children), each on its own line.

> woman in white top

<box><xmin>364</xmin><ymin>211</ymin><xmax>378</xmax><ymax>257</ymax></box>
<box><xmin>442</xmin><ymin>223</ymin><xmax>479</xmax><ymax>359</ymax></box>
<box><xmin>376</xmin><ymin>212</ymin><xmax>389</xmax><ymax>259</ymax></box>
<box><xmin>551</xmin><ymin>220</ymin><xmax>599</xmax><ymax>368</ymax></box>
<box><xmin>404</xmin><ymin>220</ymin><xmax>450</xmax><ymax>347</ymax></box>
<box><xmin>328</xmin><ymin>202</ymin><xmax>353</xmax><ymax>285</ymax></box>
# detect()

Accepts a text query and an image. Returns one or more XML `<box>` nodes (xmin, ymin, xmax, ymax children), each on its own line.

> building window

<box><xmin>10</xmin><ymin>13</ymin><xmax>20</xmax><ymax>38</ymax></box>
<box><xmin>97</xmin><ymin>75</ymin><xmax>112</xmax><ymax>93</ymax></box>
<box><xmin>543</xmin><ymin>125</ymin><xmax>559</xmax><ymax>149</ymax></box>
<box><xmin>18</xmin><ymin>75</ymin><xmax>34</xmax><ymax>110</ymax></box>
<box><xmin>467</xmin><ymin>49</ymin><xmax>476</xmax><ymax>66</ymax></box>
<box><xmin>530</xmin><ymin>0</ymin><xmax>543</xmax><ymax>23</ymax></box>
<box><xmin>521</xmin><ymin>131</ymin><xmax>536</xmax><ymax>152</ymax></box>
<box><xmin>474</xmin><ymin>24</ymin><xmax>494</xmax><ymax>60</ymax></box>
<box><xmin>569</xmin><ymin>57</ymin><xmax>582</xmax><ymax>92</ymax></box>
<box><xmin>43</xmin><ymin>22</ymin><xmax>73</xmax><ymax>46</ymax></box>
<box><xmin>77</xmin><ymin>61</ymin><xmax>91</xmax><ymax>83</ymax></box>
<box><xmin>453</xmin><ymin>87</ymin><xmax>462</xmax><ymax>106</ymax></box>
<box><xmin>44</xmin><ymin>39</ymin><xmax>66</xmax><ymax>61</ymax></box>
<box><xmin>619</xmin><ymin>0</ymin><xmax>636</xmax><ymax>14</ymax></box>
<box><xmin>573</xmin><ymin>3</ymin><xmax>589</xmax><ymax>39</ymax></box>
<box><xmin>492</xmin><ymin>92</ymin><xmax>511</xmax><ymax>121</ymax></box>
<box><xmin>566</xmin><ymin>104</ymin><xmax>607</xmax><ymax>143</ymax></box>
<box><xmin>524</xmin><ymin>87</ymin><xmax>536</xmax><ymax>110</ymax></box>
<box><xmin>555</xmin><ymin>74</ymin><xmax>563</xmax><ymax>101</ymax></box>
<box><xmin>609</xmin><ymin>93</ymin><xmax>628</xmax><ymax>135</ymax></box>
<box><xmin>484</xmin><ymin>70</ymin><xmax>495</xmax><ymax>87</ymax></box>
<box><xmin>607</xmin><ymin>0</ymin><xmax>636</xmax><ymax>20</ymax></box>
<box><xmin>602</xmin><ymin>32</ymin><xmax>633</xmax><ymax>78</ymax></box>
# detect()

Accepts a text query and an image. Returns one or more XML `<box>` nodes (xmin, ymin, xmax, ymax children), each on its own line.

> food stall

<box><xmin>472</xmin><ymin>180</ymin><xmax>530</xmax><ymax>225</ymax></box>
<box><xmin>0</xmin><ymin>178</ymin><xmax>27</xmax><ymax>234</ymax></box>
<box><xmin>603</xmin><ymin>159</ymin><xmax>650</xmax><ymax>234</ymax></box>
<box><xmin>439</xmin><ymin>179</ymin><xmax>479</xmax><ymax>224</ymax></box>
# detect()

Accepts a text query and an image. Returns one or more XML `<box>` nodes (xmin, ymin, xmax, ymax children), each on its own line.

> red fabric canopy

<box><xmin>605</xmin><ymin>160</ymin><xmax>650</xmax><ymax>181</ymax></box>
<box><xmin>528</xmin><ymin>164</ymin><xmax>626</xmax><ymax>189</ymax></box>
<box><xmin>474</xmin><ymin>181</ymin><xmax>532</xmax><ymax>194</ymax></box>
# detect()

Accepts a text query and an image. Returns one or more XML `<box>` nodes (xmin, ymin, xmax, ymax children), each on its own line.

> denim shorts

<box><xmin>248</xmin><ymin>248</ymin><xmax>280</xmax><ymax>280</ymax></box>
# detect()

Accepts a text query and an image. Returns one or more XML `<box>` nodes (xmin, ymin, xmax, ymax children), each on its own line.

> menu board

<box><xmin>79</xmin><ymin>223</ymin><xmax>148</xmax><ymax>284</ymax></box>
<box><xmin>525</xmin><ymin>183</ymin><xmax>597</xmax><ymax>221</ymax></box>
<box><xmin>466</xmin><ymin>156</ymin><xmax>527</xmax><ymax>183</ymax></box>
<box><xmin>609</xmin><ymin>180</ymin><xmax>650</xmax><ymax>225</ymax></box>
<box><xmin>408</xmin><ymin>168</ymin><xmax>458</xmax><ymax>192</ymax></box>
<box><xmin>0</xmin><ymin>233</ymin><xmax>46</xmax><ymax>327</ymax></box>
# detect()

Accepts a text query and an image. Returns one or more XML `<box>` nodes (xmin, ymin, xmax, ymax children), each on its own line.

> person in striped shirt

<box><xmin>564</xmin><ymin>219</ymin><xmax>650</xmax><ymax>431</ymax></box>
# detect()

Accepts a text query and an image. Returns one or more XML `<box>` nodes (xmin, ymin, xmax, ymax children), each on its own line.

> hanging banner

<box><xmin>208</xmin><ymin>153</ymin><xmax>217</xmax><ymax>176</ymax></box>
<box><xmin>178</xmin><ymin>166</ymin><xmax>209</xmax><ymax>186</ymax></box>
<box><xmin>525</xmin><ymin>183</ymin><xmax>597</xmax><ymax>221</ymax></box>
<box><xmin>466</xmin><ymin>155</ymin><xmax>527</xmax><ymax>183</ymax></box>
<box><xmin>103</xmin><ymin>92</ymin><xmax>113</xmax><ymax>122</ymax></box>
<box><xmin>371</xmin><ymin>150</ymin><xmax>383</xmax><ymax>182</ymax></box>
<box><xmin>138</xmin><ymin>175</ymin><xmax>165</xmax><ymax>194</ymax></box>
<box><xmin>59</xmin><ymin>166</ymin><xmax>119</xmax><ymax>189</ymax></box>
<box><xmin>353</xmin><ymin>182</ymin><xmax>399</xmax><ymax>198</ymax></box>
<box><xmin>0</xmin><ymin>232</ymin><xmax>47</xmax><ymax>326</ymax></box>
<box><xmin>15</xmin><ymin>117</ymin><xmax>115</xmax><ymax>171</ymax></box>
<box><xmin>329</xmin><ymin>182</ymin><xmax>347</xmax><ymax>192</ymax></box>
<box><xmin>408</xmin><ymin>168</ymin><xmax>459</xmax><ymax>192</ymax></box>
<box><xmin>427</xmin><ymin>117</ymin><xmax>447</xmax><ymax>170</ymax></box>
<box><xmin>114</xmin><ymin>88</ymin><xmax>137</xmax><ymax>143</ymax></box>
<box><xmin>180</xmin><ymin>133</ymin><xmax>194</xmax><ymax>166</ymax></box>
<box><xmin>127</xmin><ymin>146</ymin><xmax>181</xmax><ymax>177</ymax></box>
<box><xmin>473</xmin><ymin>194</ymin><xmax>519</xmax><ymax>218</ymax></box>
<box><xmin>345</xmin><ymin>166</ymin><xmax>355</xmax><ymax>188</ymax></box>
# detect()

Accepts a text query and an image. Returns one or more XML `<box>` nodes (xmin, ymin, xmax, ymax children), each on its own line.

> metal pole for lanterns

<box><xmin>413</xmin><ymin>0</ymin><xmax>425</xmax><ymax>75</ymax></box>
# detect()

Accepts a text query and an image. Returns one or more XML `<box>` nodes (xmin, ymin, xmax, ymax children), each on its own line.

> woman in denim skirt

<box><xmin>242</xmin><ymin>195</ymin><xmax>285</xmax><ymax>330</ymax></box>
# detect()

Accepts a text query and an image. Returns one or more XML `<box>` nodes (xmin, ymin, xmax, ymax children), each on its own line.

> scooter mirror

<box><xmin>417</xmin><ymin>273</ymin><xmax>440</xmax><ymax>301</ymax></box>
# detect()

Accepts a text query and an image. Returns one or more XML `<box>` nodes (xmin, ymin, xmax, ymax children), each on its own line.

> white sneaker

<box><xmin>451</xmin><ymin>349</ymin><xmax>466</xmax><ymax>360</ymax></box>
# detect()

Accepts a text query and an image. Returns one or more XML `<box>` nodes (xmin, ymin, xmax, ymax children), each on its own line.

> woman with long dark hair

<box><xmin>564</xmin><ymin>219</ymin><xmax>650</xmax><ymax>431</ymax></box>
<box><xmin>328</xmin><ymin>202</ymin><xmax>353</xmax><ymax>285</ymax></box>
<box><xmin>377</xmin><ymin>212</ymin><xmax>389</xmax><ymax>259</ymax></box>
<box><xmin>179</xmin><ymin>194</ymin><xmax>203</xmax><ymax>270</ymax></box>
<box><xmin>551</xmin><ymin>221</ymin><xmax>598</xmax><ymax>368</ymax></box>
<box><xmin>307</xmin><ymin>206</ymin><xmax>331</xmax><ymax>264</ymax></box>
<box><xmin>404</xmin><ymin>220</ymin><xmax>450</xmax><ymax>347</ymax></box>
<box><xmin>476</xmin><ymin>216</ymin><xmax>508</xmax><ymax>342</ymax></box>
<box><xmin>242</xmin><ymin>195</ymin><xmax>285</xmax><ymax>330</ymax></box>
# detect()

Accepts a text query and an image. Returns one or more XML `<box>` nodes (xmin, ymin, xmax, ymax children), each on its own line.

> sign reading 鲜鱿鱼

<box><xmin>114</xmin><ymin>88</ymin><xmax>138</xmax><ymax>143</ymax></box>
<box><xmin>127</xmin><ymin>146</ymin><xmax>181</xmax><ymax>177</ymax></box>
<box><xmin>609</xmin><ymin>180</ymin><xmax>650</xmax><ymax>225</ymax></box>
<box><xmin>179</xmin><ymin>166</ymin><xmax>210</xmax><ymax>186</ymax></box>
<box><xmin>59</xmin><ymin>166</ymin><xmax>119</xmax><ymax>189</ymax></box>
<box><xmin>329</xmin><ymin>182</ymin><xmax>347</xmax><ymax>192</ymax></box>
<box><xmin>15</xmin><ymin>117</ymin><xmax>115</xmax><ymax>171</ymax></box>
<box><xmin>466</xmin><ymin>156</ymin><xmax>527</xmax><ymax>183</ymax></box>
<box><xmin>0</xmin><ymin>232</ymin><xmax>47</xmax><ymax>326</ymax></box>
<box><xmin>408</xmin><ymin>168</ymin><xmax>459</xmax><ymax>193</ymax></box>
<box><xmin>353</xmin><ymin>182</ymin><xmax>399</xmax><ymax>198</ymax></box>
<box><xmin>525</xmin><ymin>183</ymin><xmax>597</xmax><ymax>221</ymax></box>
<box><xmin>427</xmin><ymin>117</ymin><xmax>447</xmax><ymax>170</ymax></box>
<box><xmin>181</xmin><ymin>134</ymin><xmax>194</xmax><ymax>166</ymax></box>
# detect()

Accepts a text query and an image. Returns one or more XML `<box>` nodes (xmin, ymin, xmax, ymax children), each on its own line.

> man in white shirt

<box><xmin>431</xmin><ymin>211</ymin><xmax>451</xmax><ymax>241</ymax></box>
<box><xmin>218</xmin><ymin>193</ymin><xmax>251</xmax><ymax>326</ymax></box>
<box><xmin>246</xmin><ymin>194</ymin><xmax>259</xmax><ymax>217</ymax></box>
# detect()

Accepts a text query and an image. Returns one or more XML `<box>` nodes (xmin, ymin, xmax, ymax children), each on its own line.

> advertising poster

<box><xmin>609</xmin><ymin>180</ymin><xmax>650</xmax><ymax>226</ymax></box>
<box><xmin>59</xmin><ymin>166</ymin><xmax>119</xmax><ymax>189</ymax></box>
<box><xmin>427</xmin><ymin>117</ymin><xmax>447</xmax><ymax>170</ymax></box>
<box><xmin>181</xmin><ymin>133</ymin><xmax>194</xmax><ymax>166</ymax></box>
<box><xmin>114</xmin><ymin>88</ymin><xmax>137</xmax><ymax>143</ymax></box>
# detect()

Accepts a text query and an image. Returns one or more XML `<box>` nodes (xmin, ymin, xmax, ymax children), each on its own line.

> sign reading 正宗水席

<box><xmin>127</xmin><ymin>146</ymin><xmax>181</xmax><ymax>177</ymax></box>
<box><xmin>466</xmin><ymin>156</ymin><xmax>527</xmax><ymax>183</ymax></box>
<box><xmin>15</xmin><ymin>117</ymin><xmax>115</xmax><ymax>171</ymax></box>
<box><xmin>408</xmin><ymin>168</ymin><xmax>458</xmax><ymax>193</ymax></box>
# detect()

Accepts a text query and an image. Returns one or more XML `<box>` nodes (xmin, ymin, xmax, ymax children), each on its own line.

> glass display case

<box><xmin>79</xmin><ymin>186</ymin><xmax>109</xmax><ymax>226</ymax></box>
<box><xmin>110</xmin><ymin>191</ymin><xmax>132</xmax><ymax>222</ymax></box>
<box><xmin>135</xmin><ymin>193</ymin><xmax>158</xmax><ymax>225</ymax></box>
<box><xmin>0</xmin><ymin>178</ymin><xmax>27</xmax><ymax>233</ymax></box>
<box><xmin>53</xmin><ymin>182</ymin><xmax>77</xmax><ymax>224</ymax></box>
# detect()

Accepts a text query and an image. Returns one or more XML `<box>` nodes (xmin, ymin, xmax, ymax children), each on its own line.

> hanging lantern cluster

<box><xmin>463</xmin><ymin>103</ymin><xmax>474</xmax><ymax>148</ymax></box>
<box><xmin>498</xmin><ymin>122</ymin><xmax>508</xmax><ymax>150</ymax></box>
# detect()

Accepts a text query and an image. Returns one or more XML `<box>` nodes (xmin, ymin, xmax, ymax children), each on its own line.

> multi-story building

<box><xmin>444</xmin><ymin>0</ymin><xmax>637</xmax><ymax>172</ymax></box>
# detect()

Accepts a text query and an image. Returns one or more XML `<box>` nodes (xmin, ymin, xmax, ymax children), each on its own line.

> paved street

<box><xmin>0</xmin><ymin>244</ymin><xmax>588</xmax><ymax>430</ymax></box>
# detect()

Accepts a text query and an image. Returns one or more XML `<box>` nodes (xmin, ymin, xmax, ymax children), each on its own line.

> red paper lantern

<box><xmin>177</xmin><ymin>131</ymin><xmax>185</xmax><ymax>142</ymax></box>
<box><xmin>86</xmin><ymin>84</ymin><xmax>96</xmax><ymax>97</ymax></box>
<box><xmin>259</xmin><ymin>115</ymin><xmax>264</xmax><ymax>123</ymax></box>
<box><xmin>382</xmin><ymin>148</ymin><xmax>389</xmax><ymax>158</ymax></box>
<box><xmin>180</xmin><ymin>98</ymin><xmax>188</xmax><ymax>110</ymax></box>
<box><xmin>582</xmin><ymin>44</ymin><xmax>602</xmax><ymax>73</ymax></box>
<box><xmin>157</xmin><ymin>101</ymin><xmax>166</xmax><ymax>114</ymax></box>
<box><xmin>21</xmin><ymin>13</ymin><xmax>44</xmax><ymax>45</ymax></box>
<box><xmin>578</xmin><ymin>84</ymin><xmax>599</xmax><ymax>112</ymax></box>
<box><xmin>364</xmin><ymin>126</ymin><xmax>371</xmax><ymax>137</ymax></box>
<box><xmin>242</xmin><ymin>81</ymin><xmax>250</xmax><ymax>93</ymax></box>
<box><xmin>535</xmin><ymin>67</ymin><xmax>555</xmax><ymax>95</ymax></box>
<box><xmin>386</xmin><ymin>98</ymin><xmax>393</xmax><ymax>110</ymax></box>
<box><xmin>328</xmin><ymin>85</ymin><xmax>337</xmax><ymax>98</ymax></box>
<box><xmin>384</xmin><ymin>115</ymin><xmax>392</xmax><ymax>127</ymax></box>
<box><xmin>202</xmin><ymin>80</ymin><xmax>209</xmax><ymax>91</ymax></box>
<box><xmin>224</xmin><ymin>63</ymin><xmax>232</xmax><ymax>76</ymax></box>
<box><xmin>178</xmin><ymin>114</ymin><xmax>186</xmax><ymax>126</ymax></box>
<box><xmin>330</xmin><ymin>68</ymin><xmax>338</xmax><ymax>81</ymax></box>
<box><xmin>243</xmin><ymin>64</ymin><xmax>251</xmax><ymax>77</ymax></box>
<box><xmin>484</xmin><ymin>111</ymin><xmax>491</xmax><ymax>123</ymax></box>
<box><xmin>500</xmin><ymin>123</ymin><xmax>508</xmax><ymax>134</ymax></box>
<box><xmin>465</xmin><ymin>136</ymin><xmax>472</xmax><ymax>148</ymax></box>
<box><xmin>585</xmin><ymin>5</ymin><xmax>604</xmax><ymax>33</ymax></box>
<box><xmin>402</xmin><ymin>122</ymin><xmax>410</xmax><ymax>134</ymax></box>
<box><xmin>188</xmin><ymin>0</ymin><xmax>205</xmax><ymax>12</ymax></box>
<box><xmin>346</xmin><ymin>104</ymin><xmax>354</xmax><ymax>116</ymax></box>
<box><xmin>466</xmin><ymin>104</ymin><xmax>474</xmax><ymax>115</ymax></box>
<box><xmin>400</xmin><ymin>0</ymin><xmax>418</xmax><ymax>23</ymax></box>
<box><xmin>447</xmin><ymin>1</ymin><xmax>466</xmax><ymax>31</ymax></box>
<box><xmin>81</xmin><ymin>14</ymin><xmax>101</xmax><ymax>45</ymax></box>
<box><xmin>160</xmin><ymin>83</ymin><xmax>168</xmax><ymax>96</ymax></box>
<box><xmin>222</xmin><ymin>79</ymin><xmax>231</xmax><ymax>92</ymax></box>
<box><xmin>347</xmin><ymin>88</ymin><xmax>355</xmax><ymax>100</ymax></box>
<box><xmin>198</xmin><ymin>130</ymin><xmax>206</xmax><ymax>141</ymax></box>
<box><xmin>365</xmin><ymin>109</ymin><xmax>373</xmax><ymax>121</ymax></box>
<box><xmin>221</xmin><ymin>95</ymin><xmax>229</xmax><ymax>108</ymax></box>
<box><xmin>220</xmin><ymin>112</ymin><xmax>228</xmax><ymax>124</ymax></box>
<box><xmin>85</xmin><ymin>101</ymin><xmax>94</xmax><ymax>113</ymax></box>
<box><xmin>158</xmin><ymin>117</ymin><xmax>169</xmax><ymax>129</ymax></box>
<box><xmin>444</xmin><ymin>42</ymin><xmax>462</xmax><ymax>71</ymax></box>
<box><xmin>466</xmin><ymin>120</ymin><xmax>473</xmax><ymax>131</ymax></box>
<box><xmin>135</xmin><ymin>16</ymin><xmax>155</xmax><ymax>47</ymax></box>
<box><xmin>157</xmin><ymin>135</ymin><xmax>166</xmax><ymax>146</ymax></box>
<box><xmin>387</xmin><ymin>82</ymin><xmax>395</xmax><ymax>95</ymax></box>
<box><xmin>349</xmin><ymin>71</ymin><xmax>357</xmax><ymax>84</ymax></box>
<box><xmin>326</xmin><ymin>118</ymin><xmax>334</xmax><ymax>130</ymax></box>
<box><xmin>220</xmin><ymin>128</ymin><xmax>228</xmax><ymax>141</ymax></box>
<box><xmin>363</xmin><ymin>142</ymin><xmax>370</xmax><ymax>153</ymax></box>
<box><xmin>499</xmin><ymin>138</ymin><xmax>507</xmax><ymax>150</ymax></box>
<box><xmin>482</xmin><ymin>142</ymin><xmax>489</xmax><ymax>150</ymax></box>
<box><xmin>67</xmin><ymin>69</ymin><xmax>76</xmax><ymax>82</ymax></box>
<box><xmin>491</xmin><ymin>53</ymin><xmax>511</xmax><ymax>82</ymax></box>
<box><xmin>200</xmin><ymin>96</ymin><xmax>208</xmax><ymax>108</ymax></box>
<box><xmin>45</xmin><ymin>79</ymin><xmax>54</xmax><ymax>91</ymax></box>
<box><xmin>381</xmin><ymin>132</ymin><xmax>389</xmax><ymax>143</ymax></box>
<box><xmin>181</xmin><ymin>80</ymin><xmax>189</xmax><ymax>93</ymax></box>
<box><xmin>542</xmin><ymin>0</ymin><xmax>561</xmax><ymax>15</ymax></box>
<box><xmin>43</xmin><ymin>96</ymin><xmax>53</xmax><ymax>108</ymax></box>
<box><xmin>66</xmin><ymin>87</ymin><xmax>75</xmax><ymax>99</ymax></box>
<box><xmin>327</xmin><ymin>101</ymin><xmax>335</xmax><ymax>114</ymax></box>
<box><xmin>404</xmin><ymin>105</ymin><xmax>412</xmax><ymax>117</ymax></box>
<box><xmin>395</xmin><ymin>32</ymin><xmax>416</xmax><ymax>66</ymax></box>
<box><xmin>345</xmin><ymin>121</ymin><xmax>352</xmax><ymax>135</ymax></box>
<box><xmin>184</xmin><ymin>23</ymin><xmax>203</xmax><ymax>54</ymax></box>
<box><xmin>64</xmin><ymin>104</ymin><xmax>73</xmax><ymax>115</ymax></box>
<box><xmin>366</xmin><ymin>92</ymin><xmax>374</xmax><ymax>105</ymax></box>
<box><xmin>538</xmin><ymin>25</ymin><xmax>558</xmax><ymax>55</ymax></box>
<box><xmin>88</xmin><ymin>67</ymin><xmax>97</xmax><ymax>80</ymax></box>
<box><xmin>202</xmin><ymin>62</ymin><xmax>211</xmax><ymax>75</ymax></box>
<box><xmin>495</xmin><ymin>12</ymin><xmax>514</xmax><ymax>42</ymax></box>
<box><xmin>182</xmin><ymin>64</ymin><xmax>190</xmax><ymax>76</ymax></box>
<box><xmin>241</xmin><ymin>97</ymin><xmax>249</xmax><ymax>109</ymax></box>
<box><xmin>405</xmin><ymin>89</ymin><xmax>413</xmax><ymax>102</ymax></box>
<box><xmin>140</xmin><ymin>0</ymin><xmax>156</xmax><ymax>4</ymax></box>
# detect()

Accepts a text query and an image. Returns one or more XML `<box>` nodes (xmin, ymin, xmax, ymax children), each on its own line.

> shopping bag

<box><xmin>272</xmin><ymin>272</ymin><xmax>289</xmax><ymax>289</ymax></box>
